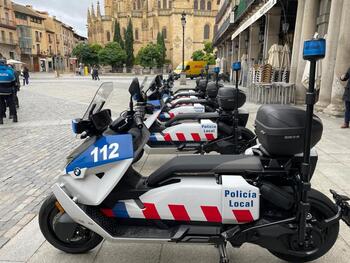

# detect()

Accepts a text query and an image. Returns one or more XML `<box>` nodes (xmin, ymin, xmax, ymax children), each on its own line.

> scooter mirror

<box><xmin>129</xmin><ymin>78</ymin><xmax>142</xmax><ymax>100</ymax></box>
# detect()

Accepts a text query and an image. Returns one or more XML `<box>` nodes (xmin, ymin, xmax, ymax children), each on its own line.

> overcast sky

<box><xmin>14</xmin><ymin>0</ymin><xmax>99</xmax><ymax>37</ymax></box>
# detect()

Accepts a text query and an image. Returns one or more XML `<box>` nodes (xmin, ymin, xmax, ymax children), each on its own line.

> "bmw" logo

<box><xmin>73</xmin><ymin>168</ymin><xmax>81</xmax><ymax>176</ymax></box>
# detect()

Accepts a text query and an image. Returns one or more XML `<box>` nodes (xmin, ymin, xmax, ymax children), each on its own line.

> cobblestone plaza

<box><xmin>0</xmin><ymin>74</ymin><xmax>350</xmax><ymax>262</ymax></box>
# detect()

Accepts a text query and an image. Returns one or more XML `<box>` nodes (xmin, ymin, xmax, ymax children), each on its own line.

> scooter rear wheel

<box><xmin>269</xmin><ymin>189</ymin><xmax>339</xmax><ymax>262</ymax></box>
<box><xmin>39</xmin><ymin>194</ymin><xmax>103</xmax><ymax>254</ymax></box>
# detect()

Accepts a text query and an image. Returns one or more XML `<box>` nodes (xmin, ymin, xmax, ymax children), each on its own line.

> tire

<box><xmin>133</xmin><ymin>149</ymin><xmax>145</xmax><ymax>164</ymax></box>
<box><xmin>39</xmin><ymin>194</ymin><xmax>103</xmax><ymax>254</ymax></box>
<box><xmin>269</xmin><ymin>189</ymin><xmax>339</xmax><ymax>262</ymax></box>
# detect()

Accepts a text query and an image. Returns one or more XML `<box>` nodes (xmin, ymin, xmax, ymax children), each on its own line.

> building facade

<box><xmin>88</xmin><ymin>0</ymin><xmax>219</xmax><ymax>68</ymax></box>
<box><xmin>12</xmin><ymin>2</ymin><xmax>86</xmax><ymax>72</ymax></box>
<box><xmin>214</xmin><ymin>0</ymin><xmax>347</xmax><ymax>116</ymax></box>
<box><xmin>0</xmin><ymin>0</ymin><xmax>20</xmax><ymax>60</ymax></box>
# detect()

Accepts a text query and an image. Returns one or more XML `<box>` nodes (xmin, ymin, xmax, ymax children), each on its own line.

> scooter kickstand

<box><xmin>217</xmin><ymin>242</ymin><xmax>229</xmax><ymax>263</ymax></box>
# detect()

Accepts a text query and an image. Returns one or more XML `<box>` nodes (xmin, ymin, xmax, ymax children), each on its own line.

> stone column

<box><xmin>264</xmin><ymin>6</ymin><xmax>281</xmax><ymax>61</ymax></box>
<box><xmin>238</xmin><ymin>30</ymin><xmax>248</xmax><ymax>60</ymax></box>
<box><xmin>324</xmin><ymin>0</ymin><xmax>350</xmax><ymax>116</ymax></box>
<box><xmin>295</xmin><ymin>0</ymin><xmax>319</xmax><ymax>104</ymax></box>
<box><xmin>316</xmin><ymin>0</ymin><xmax>343</xmax><ymax>111</ymax></box>
<box><xmin>289</xmin><ymin>0</ymin><xmax>305</xmax><ymax>84</ymax></box>
<box><xmin>248</xmin><ymin>23</ymin><xmax>260</xmax><ymax>63</ymax></box>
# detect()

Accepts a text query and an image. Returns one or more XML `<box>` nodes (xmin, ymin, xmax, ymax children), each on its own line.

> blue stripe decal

<box><xmin>149</xmin><ymin>134</ymin><xmax>158</xmax><ymax>142</ymax></box>
<box><xmin>112</xmin><ymin>202</ymin><xmax>129</xmax><ymax>218</ymax></box>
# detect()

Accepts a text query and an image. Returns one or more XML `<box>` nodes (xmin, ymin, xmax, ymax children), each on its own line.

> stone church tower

<box><xmin>87</xmin><ymin>0</ymin><xmax>218</xmax><ymax>67</ymax></box>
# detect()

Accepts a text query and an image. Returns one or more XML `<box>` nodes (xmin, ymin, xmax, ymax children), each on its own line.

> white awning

<box><xmin>231</xmin><ymin>0</ymin><xmax>277</xmax><ymax>40</ymax></box>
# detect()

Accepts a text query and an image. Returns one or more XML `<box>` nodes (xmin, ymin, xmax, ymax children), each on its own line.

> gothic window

<box><xmin>204</xmin><ymin>24</ymin><xmax>210</xmax><ymax>39</ymax></box>
<box><xmin>162</xmin><ymin>27</ymin><xmax>167</xmax><ymax>39</ymax></box>
<box><xmin>135</xmin><ymin>28</ymin><xmax>139</xmax><ymax>40</ymax></box>
<box><xmin>163</xmin><ymin>0</ymin><xmax>167</xmax><ymax>9</ymax></box>
<box><xmin>106</xmin><ymin>31</ymin><xmax>111</xmax><ymax>42</ymax></box>
<box><xmin>137</xmin><ymin>0</ymin><xmax>141</xmax><ymax>9</ymax></box>
<box><xmin>200</xmin><ymin>0</ymin><xmax>205</xmax><ymax>10</ymax></box>
<box><xmin>158</xmin><ymin>0</ymin><xmax>161</xmax><ymax>8</ymax></box>
<box><xmin>194</xmin><ymin>0</ymin><xmax>198</xmax><ymax>10</ymax></box>
<box><xmin>123</xmin><ymin>28</ymin><xmax>126</xmax><ymax>38</ymax></box>
<box><xmin>169</xmin><ymin>0</ymin><xmax>172</xmax><ymax>9</ymax></box>
<box><xmin>207</xmin><ymin>1</ymin><xmax>212</xmax><ymax>10</ymax></box>
<box><xmin>133</xmin><ymin>2</ymin><xmax>136</xmax><ymax>10</ymax></box>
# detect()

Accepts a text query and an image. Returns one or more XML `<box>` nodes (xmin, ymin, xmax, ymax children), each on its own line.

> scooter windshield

<box><xmin>82</xmin><ymin>82</ymin><xmax>114</xmax><ymax>120</ymax></box>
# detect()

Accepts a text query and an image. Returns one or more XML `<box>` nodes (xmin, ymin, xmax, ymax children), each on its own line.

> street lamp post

<box><xmin>180</xmin><ymin>11</ymin><xmax>186</xmax><ymax>85</ymax></box>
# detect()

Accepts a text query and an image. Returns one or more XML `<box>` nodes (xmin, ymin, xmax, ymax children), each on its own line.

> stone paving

<box><xmin>0</xmin><ymin>74</ymin><xmax>349</xmax><ymax>262</ymax></box>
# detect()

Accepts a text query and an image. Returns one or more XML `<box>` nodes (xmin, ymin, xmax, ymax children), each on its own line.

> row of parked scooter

<box><xmin>38</xmin><ymin>39</ymin><xmax>350</xmax><ymax>263</ymax></box>
<box><xmin>132</xmin><ymin>74</ymin><xmax>256</xmax><ymax>162</ymax></box>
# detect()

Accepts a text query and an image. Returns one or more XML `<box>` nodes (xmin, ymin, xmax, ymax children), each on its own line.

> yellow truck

<box><xmin>174</xmin><ymin>61</ymin><xmax>207</xmax><ymax>79</ymax></box>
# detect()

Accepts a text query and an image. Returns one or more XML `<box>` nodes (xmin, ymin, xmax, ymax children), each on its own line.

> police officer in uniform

<box><xmin>0</xmin><ymin>59</ymin><xmax>18</xmax><ymax>124</ymax></box>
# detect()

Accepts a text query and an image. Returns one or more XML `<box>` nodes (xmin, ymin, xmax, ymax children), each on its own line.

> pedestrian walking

<box><xmin>340</xmin><ymin>68</ymin><xmax>350</xmax><ymax>128</ymax></box>
<box><xmin>9</xmin><ymin>64</ymin><xmax>21</xmax><ymax>108</ymax></box>
<box><xmin>0</xmin><ymin>59</ymin><xmax>18</xmax><ymax>124</ymax></box>
<box><xmin>21</xmin><ymin>66</ymin><xmax>29</xmax><ymax>86</ymax></box>
<box><xmin>93</xmin><ymin>65</ymin><xmax>100</xmax><ymax>81</ymax></box>
<box><xmin>91</xmin><ymin>67</ymin><xmax>95</xmax><ymax>80</ymax></box>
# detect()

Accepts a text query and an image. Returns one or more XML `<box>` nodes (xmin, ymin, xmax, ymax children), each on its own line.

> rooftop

<box><xmin>13</xmin><ymin>3</ymin><xmax>45</xmax><ymax>19</ymax></box>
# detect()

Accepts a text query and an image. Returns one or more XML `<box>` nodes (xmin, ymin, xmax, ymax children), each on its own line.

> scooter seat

<box><xmin>147</xmin><ymin>155</ymin><xmax>262</xmax><ymax>186</ymax></box>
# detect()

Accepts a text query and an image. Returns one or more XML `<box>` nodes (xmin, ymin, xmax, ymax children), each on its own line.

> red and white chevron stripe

<box><xmin>152</xmin><ymin>132</ymin><xmax>216</xmax><ymax>142</ymax></box>
<box><xmin>101</xmin><ymin>201</ymin><xmax>254</xmax><ymax>223</ymax></box>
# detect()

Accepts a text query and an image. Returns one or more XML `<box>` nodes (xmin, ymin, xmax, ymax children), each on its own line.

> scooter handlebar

<box><xmin>134</xmin><ymin>112</ymin><xmax>144</xmax><ymax>129</ymax></box>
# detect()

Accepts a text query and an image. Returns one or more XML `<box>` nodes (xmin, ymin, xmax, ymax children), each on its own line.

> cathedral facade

<box><xmin>87</xmin><ymin>0</ymin><xmax>218</xmax><ymax>67</ymax></box>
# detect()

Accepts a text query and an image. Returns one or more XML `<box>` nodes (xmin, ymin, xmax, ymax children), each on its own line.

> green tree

<box><xmin>136</xmin><ymin>43</ymin><xmax>162</xmax><ymax>68</ymax></box>
<box><xmin>113</xmin><ymin>22</ymin><xmax>124</xmax><ymax>49</ymax></box>
<box><xmin>124</xmin><ymin>19</ymin><xmax>134</xmax><ymax>67</ymax></box>
<box><xmin>157</xmin><ymin>32</ymin><xmax>166</xmax><ymax>66</ymax></box>
<box><xmin>72</xmin><ymin>43</ymin><xmax>101</xmax><ymax>65</ymax></box>
<box><xmin>203</xmin><ymin>41</ymin><xmax>214</xmax><ymax>54</ymax></box>
<box><xmin>192</xmin><ymin>50</ymin><xmax>205</xmax><ymax>61</ymax></box>
<box><xmin>98</xmin><ymin>42</ymin><xmax>127</xmax><ymax>71</ymax></box>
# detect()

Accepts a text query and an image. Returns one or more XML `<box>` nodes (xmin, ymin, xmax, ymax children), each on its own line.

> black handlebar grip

<box><xmin>134</xmin><ymin>114</ymin><xmax>144</xmax><ymax>129</ymax></box>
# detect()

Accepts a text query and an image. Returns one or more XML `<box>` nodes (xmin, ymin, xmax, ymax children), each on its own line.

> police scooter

<box><xmin>39</xmin><ymin>39</ymin><xmax>350</xmax><ymax>263</ymax></box>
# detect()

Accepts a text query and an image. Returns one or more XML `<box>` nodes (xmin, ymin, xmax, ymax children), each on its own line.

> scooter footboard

<box><xmin>103</xmin><ymin>176</ymin><xmax>260</xmax><ymax>224</ymax></box>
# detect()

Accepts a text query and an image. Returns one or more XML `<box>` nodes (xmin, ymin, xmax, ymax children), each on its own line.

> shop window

<box><xmin>204</xmin><ymin>24</ymin><xmax>210</xmax><ymax>39</ymax></box>
<box><xmin>162</xmin><ymin>27</ymin><xmax>167</xmax><ymax>39</ymax></box>
<box><xmin>200</xmin><ymin>0</ymin><xmax>205</xmax><ymax>10</ymax></box>
<box><xmin>207</xmin><ymin>1</ymin><xmax>212</xmax><ymax>11</ymax></box>
<box><xmin>194</xmin><ymin>0</ymin><xmax>198</xmax><ymax>10</ymax></box>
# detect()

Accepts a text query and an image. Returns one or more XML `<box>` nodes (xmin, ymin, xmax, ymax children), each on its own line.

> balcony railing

<box><xmin>0</xmin><ymin>18</ymin><xmax>16</xmax><ymax>29</ymax></box>
<box><xmin>193</xmin><ymin>10</ymin><xmax>216</xmax><ymax>17</ymax></box>
<box><xmin>132</xmin><ymin>10</ymin><xmax>143</xmax><ymax>18</ymax></box>
<box><xmin>213</xmin><ymin>15</ymin><xmax>231</xmax><ymax>44</ymax></box>
<box><xmin>216</xmin><ymin>0</ymin><xmax>232</xmax><ymax>23</ymax></box>
<box><xmin>118</xmin><ymin>12</ymin><xmax>128</xmax><ymax>18</ymax></box>
<box><xmin>158</xmin><ymin>9</ymin><xmax>172</xmax><ymax>16</ymax></box>
<box><xmin>0</xmin><ymin>37</ymin><xmax>18</xmax><ymax>45</ymax></box>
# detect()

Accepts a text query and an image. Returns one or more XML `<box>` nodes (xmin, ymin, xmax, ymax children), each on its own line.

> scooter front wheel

<box><xmin>269</xmin><ymin>189</ymin><xmax>339</xmax><ymax>262</ymax></box>
<box><xmin>39</xmin><ymin>194</ymin><xmax>103</xmax><ymax>254</ymax></box>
